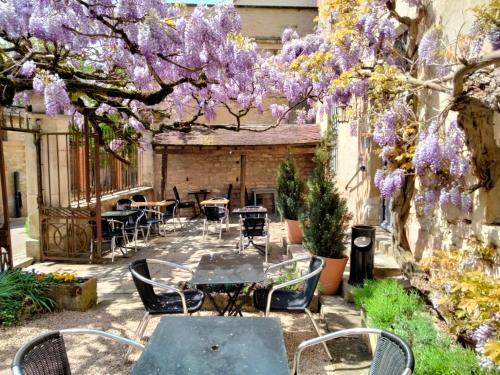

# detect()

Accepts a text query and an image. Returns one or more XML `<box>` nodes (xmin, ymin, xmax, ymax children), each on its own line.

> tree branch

<box><xmin>452</xmin><ymin>50</ymin><xmax>500</xmax><ymax>97</ymax></box>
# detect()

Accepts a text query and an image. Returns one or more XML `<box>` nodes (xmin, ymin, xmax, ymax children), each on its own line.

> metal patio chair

<box><xmin>161</xmin><ymin>198</ymin><xmax>180</xmax><ymax>231</ymax></box>
<box><xmin>239</xmin><ymin>215</ymin><xmax>270</xmax><ymax>263</ymax></box>
<box><xmin>173</xmin><ymin>186</ymin><xmax>196</xmax><ymax>217</ymax></box>
<box><xmin>116</xmin><ymin>198</ymin><xmax>132</xmax><ymax>211</ymax></box>
<box><xmin>90</xmin><ymin>218</ymin><xmax>127</xmax><ymax>262</ymax></box>
<box><xmin>131</xmin><ymin>194</ymin><xmax>147</xmax><ymax>209</ymax></box>
<box><xmin>140</xmin><ymin>209</ymin><xmax>166</xmax><ymax>239</ymax></box>
<box><xmin>226</xmin><ymin>184</ymin><xmax>233</xmax><ymax>209</ymax></box>
<box><xmin>126</xmin><ymin>259</ymin><xmax>205</xmax><ymax>361</ymax></box>
<box><xmin>11</xmin><ymin>328</ymin><xmax>144</xmax><ymax>375</ymax></box>
<box><xmin>253</xmin><ymin>256</ymin><xmax>332</xmax><ymax>360</ymax></box>
<box><xmin>202</xmin><ymin>204</ymin><xmax>229</xmax><ymax>240</ymax></box>
<box><xmin>291</xmin><ymin>328</ymin><xmax>415</xmax><ymax>375</ymax></box>
<box><xmin>123</xmin><ymin>210</ymin><xmax>146</xmax><ymax>251</ymax></box>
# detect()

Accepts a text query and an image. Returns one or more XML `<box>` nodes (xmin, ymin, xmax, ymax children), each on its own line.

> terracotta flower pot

<box><xmin>285</xmin><ymin>219</ymin><xmax>304</xmax><ymax>244</ymax></box>
<box><xmin>319</xmin><ymin>256</ymin><xmax>349</xmax><ymax>295</ymax></box>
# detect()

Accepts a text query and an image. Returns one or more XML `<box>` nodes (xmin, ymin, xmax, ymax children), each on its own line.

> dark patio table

<box><xmin>131</xmin><ymin>316</ymin><xmax>289</xmax><ymax>375</ymax></box>
<box><xmin>101</xmin><ymin>209</ymin><xmax>138</xmax><ymax>221</ymax></box>
<box><xmin>232</xmin><ymin>206</ymin><xmax>268</xmax><ymax>217</ymax></box>
<box><xmin>188</xmin><ymin>189</ymin><xmax>211</xmax><ymax>215</ymax></box>
<box><xmin>101</xmin><ymin>210</ymin><xmax>139</xmax><ymax>252</ymax></box>
<box><xmin>192</xmin><ymin>253</ymin><xmax>264</xmax><ymax>316</ymax></box>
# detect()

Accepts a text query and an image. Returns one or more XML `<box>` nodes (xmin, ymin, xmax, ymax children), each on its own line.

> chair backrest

<box><xmin>12</xmin><ymin>331</ymin><xmax>71</xmax><ymax>375</ymax></box>
<box><xmin>302</xmin><ymin>256</ymin><xmax>325</xmax><ymax>305</ymax></box>
<box><xmin>131</xmin><ymin>194</ymin><xmax>147</xmax><ymax>203</ymax></box>
<box><xmin>100</xmin><ymin>219</ymin><xmax>115</xmax><ymax>239</ymax></box>
<box><xmin>162</xmin><ymin>199</ymin><xmax>178</xmax><ymax>215</ymax></box>
<box><xmin>292</xmin><ymin>327</ymin><xmax>414</xmax><ymax>375</ymax></box>
<box><xmin>116</xmin><ymin>198</ymin><xmax>132</xmax><ymax>211</ymax></box>
<box><xmin>129</xmin><ymin>259</ymin><xmax>158</xmax><ymax>310</ymax></box>
<box><xmin>242</xmin><ymin>216</ymin><xmax>266</xmax><ymax>237</ymax></box>
<box><xmin>369</xmin><ymin>331</ymin><xmax>414</xmax><ymax>375</ymax></box>
<box><xmin>173</xmin><ymin>186</ymin><xmax>181</xmax><ymax>201</ymax></box>
<box><xmin>226</xmin><ymin>184</ymin><xmax>233</xmax><ymax>200</ymax></box>
<box><xmin>203</xmin><ymin>205</ymin><xmax>221</xmax><ymax>221</ymax></box>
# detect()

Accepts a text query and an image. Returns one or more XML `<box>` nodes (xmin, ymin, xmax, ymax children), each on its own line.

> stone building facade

<box><xmin>323</xmin><ymin>0</ymin><xmax>500</xmax><ymax>261</ymax></box>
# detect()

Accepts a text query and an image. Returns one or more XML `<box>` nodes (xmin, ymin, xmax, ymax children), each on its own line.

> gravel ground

<box><xmin>0</xmin><ymin>305</ymin><xmax>360</xmax><ymax>375</ymax></box>
<box><xmin>1</xmin><ymin>218</ymin><xmax>370</xmax><ymax>374</ymax></box>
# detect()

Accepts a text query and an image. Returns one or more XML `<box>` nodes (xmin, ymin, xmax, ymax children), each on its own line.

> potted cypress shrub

<box><xmin>302</xmin><ymin>136</ymin><xmax>351</xmax><ymax>295</ymax></box>
<box><xmin>276</xmin><ymin>152</ymin><xmax>304</xmax><ymax>244</ymax></box>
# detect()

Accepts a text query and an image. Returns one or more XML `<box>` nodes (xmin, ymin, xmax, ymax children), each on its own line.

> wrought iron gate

<box><xmin>39</xmin><ymin>128</ymin><xmax>102</xmax><ymax>262</ymax></box>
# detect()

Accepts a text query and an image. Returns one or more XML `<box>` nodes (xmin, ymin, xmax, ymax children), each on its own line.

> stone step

<box><xmin>320</xmin><ymin>295</ymin><xmax>362</xmax><ymax>331</ymax></box>
<box><xmin>13</xmin><ymin>256</ymin><xmax>34</xmax><ymax>268</ymax></box>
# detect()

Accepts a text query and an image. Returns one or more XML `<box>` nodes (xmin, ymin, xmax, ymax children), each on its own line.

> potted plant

<box><xmin>276</xmin><ymin>152</ymin><xmax>304</xmax><ymax>244</ymax></box>
<box><xmin>302</xmin><ymin>136</ymin><xmax>351</xmax><ymax>295</ymax></box>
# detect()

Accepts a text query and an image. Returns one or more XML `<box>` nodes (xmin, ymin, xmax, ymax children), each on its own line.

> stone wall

<box><xmin>330</xmin><ymin>0</ymin><xmax>500</xmax><ymax>261</ymax></box>
<box><xmin>155</xmin><ymin>150</ymin><xmax>315</xmax><ymax>212</ymax></box>
<box><xmin>0</xmin><ymin>131</ymin><xmax>28</xmax><ymax>218</ymax></box>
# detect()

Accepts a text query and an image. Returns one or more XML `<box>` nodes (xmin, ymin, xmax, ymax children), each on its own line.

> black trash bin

<box><xmin>348</xmin><ymin>225</ymin><xmax>376</xmax><ymax>286</ymax></box>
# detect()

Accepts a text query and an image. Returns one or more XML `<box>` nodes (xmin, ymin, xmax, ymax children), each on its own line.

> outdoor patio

<box><xmin>0</xmin><ymin>217</ymin><xmax>371</xmax><ymax>375</ymax></box>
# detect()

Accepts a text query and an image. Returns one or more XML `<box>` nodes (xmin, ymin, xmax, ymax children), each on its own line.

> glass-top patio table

<box><xmin>191</xmin><ymin>253</ymin><xmax>265</xmax><ymax>316</ymax></box>
<box><xmin>131</xmin><ymin>316</ymin><xmax>289</xmax><ymax>375</ymax></box>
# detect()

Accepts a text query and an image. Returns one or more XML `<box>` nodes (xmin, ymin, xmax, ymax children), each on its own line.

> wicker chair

<box><xmin>291</xmin><ymin>328</ymin><xmax>414</xmax><ymax>375</ymax></box>
<box><xmin>11</xmin><ymin>328</ymin><xmax>144</xmax><ymax>375</ymax></box>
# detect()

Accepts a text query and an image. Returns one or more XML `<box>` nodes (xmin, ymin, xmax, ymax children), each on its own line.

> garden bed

<box><xmin>353</xmin><ymin>279</ymin><xmax>498</xmax><ymax>374</ymax></box>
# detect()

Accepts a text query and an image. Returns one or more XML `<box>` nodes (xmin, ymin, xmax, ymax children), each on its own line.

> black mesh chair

<box><xmin>173</xmin><ymin>186</ymin><xmax>196</xmax><ymax>217</ymax></box>
<box><xmin>239</xmin><ymin>215</ymin><xmax>270</xmax><ymax>263</ymax></box>
<box><xmin>253</xmin><ymin>256</ymin><xmax>332</xmax><ymax>360</ymax></box>
<box><xmin>226</xmin><ymin>184</ymin><xmax>233</xmax><ymax>209</ymax></box>
<box><xmin>161</xmin><ymin>199</ymin><xmax>180</xmax><ymax>231</ymax></box>
<box><xmin>140</xmin><ymin>209</ymin><xmax>166</xmax><ymax>239</ymax></box>
<box><xmin>292</xmin><ymin>328</ymin><xmax>415</xmax><ymax>375</ymax></box>
<box><xmin>131</xmin><ymin>194</ymin><xmax>147</xmax><ymax>209</ymax></box>
<box><xmin>116</xmin><ymin>198</ymin><xmax>132</xmax><ymax>211</ymax></box>
<box><xmin>11</xmin><ymin>328</ymin><xmax>144</xmax><ymax>375</ymax></box>
<box><xmin>90</xmin><ymin>218</ymin><xmax>126</xmax><ymax>262</ymax></box>
<box><xmin>126</xmin><ymin>259</ymin><xmax>205</xmax><ymax>361</ymax></box>
<box><xmin>202</xmin><ymin>205</ymin><xmax>229</xmax><ymax>240</ymax></box>
<box><xmin>123</xmin><ymin>210</ymin><xmax>146</xmax><ymax>251</ymax></box>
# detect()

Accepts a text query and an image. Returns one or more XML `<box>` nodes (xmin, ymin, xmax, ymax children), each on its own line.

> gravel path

<box><xmin>0</xmin><ymin>305</ymin><xmax>361</xmax><ymax>375</ymax></box>
<box><xmin>1</xmin><ymin>218</ymin><xmax>370</xmax><ymax>374</ymax></box>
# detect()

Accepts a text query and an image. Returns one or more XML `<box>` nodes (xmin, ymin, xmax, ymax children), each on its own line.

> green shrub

<box><xmin>414</xmin><ymin>344</ymin><xmax>480</xmax><ymax>375</ymax></box>
<box><xmin>0</xmin><ymin>269</ymin><xmax>55</xmax><ymax>326</ymax></box>
<box><xmin>353</xmin><ymin>278</ymin><xmax>421</xmax><ymax>329</ymax></box>
<box><xmin>302</xmin><ymin>133</ymin><xmax>350</xmax><ymax>259</ymax></box>
<box><xmin>353</xmin><ymin>279</ymin><xmax>490</xmax><ymax>375</ymax></box>
<box><xmin>276</xmin><ymin>152</ymin><xmax>304</xmax><ymax>220</ymax></box>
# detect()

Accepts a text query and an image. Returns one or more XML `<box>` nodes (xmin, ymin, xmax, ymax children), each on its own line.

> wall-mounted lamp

<box><xmin>35</xmin><ymin>118</ymin><xmax>42</xmax><ymax>128</ymax></box>
<box><xmin>336</xmin><ymin>104</ymin><xmax>351</xmax><ymax>124</ymax></box>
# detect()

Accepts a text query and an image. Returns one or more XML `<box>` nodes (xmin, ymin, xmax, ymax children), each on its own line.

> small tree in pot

<box><xmin>303</xmin><ymin>135</ymin><xmax>351</xmax><ymax>294</ymax></box>
<box><xmin>276</xmin><ymin>152</ymin><xmax>305</xmax><ymax>244</ymax></box>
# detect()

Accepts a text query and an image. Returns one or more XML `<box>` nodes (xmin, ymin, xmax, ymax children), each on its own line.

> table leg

<box><xmin>201</xmin><ymin>285</ymin><xmax>224</xmax><ymax>316</ymax></box>
<box><xmin>230</xmin><ymin>283</ymin><xmax>256</xmax><ymax>317</ymax></box>
<box><xmin>222</xmin><ymin>284</ymin><xmax>244</xmax><ymax>316</ymax></box>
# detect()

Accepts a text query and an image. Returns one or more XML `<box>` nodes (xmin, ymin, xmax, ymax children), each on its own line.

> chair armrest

<box><xmin>265</xmin><ymin>256</ymin><xmax>312</xmax><ymax>273</ymax></box>
<box><xmin>143</xmin><ymin>209</ymin><xmax>165</xmax><ymax>217</ymax></box>
<box><xmin>147</xmin><ymin>259</ymin><xmax>194</xmax><ymax>274</ymax></box>
<box><xmin>60</xmin><ymin>328</ymin><xmax>146</xmax><ymax>350</ymax></box>
<box><xmin>264</xmin><ymin>259</ymin><xmax>323</xmax><ymax>316</ymax></box>
<box><xmin>130</xmin><ymin>267</ymin><xmax>190</xmax><ymax>314</ymax></box>
<box><xmin>291</xmin><ymin>328</ymin><xmax>383</xmax><ymax>375</ymax></box>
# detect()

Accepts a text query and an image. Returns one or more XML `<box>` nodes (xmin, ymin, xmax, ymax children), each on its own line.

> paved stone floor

<box><xmin>0</xmin><ymin>217</ymin><xmax>371</xmax><ymax>374</ymax></box>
